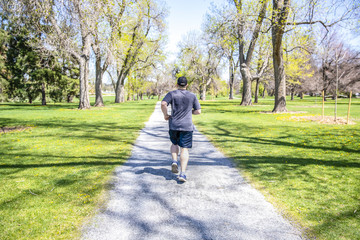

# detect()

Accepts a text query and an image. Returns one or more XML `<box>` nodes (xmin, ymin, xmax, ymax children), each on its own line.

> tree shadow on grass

<box><xmin>0</xmin><ymin>103</ymin><xmax>78</xmax><ymax>110</ymax></box>
<box><xmin>196</xmin><ymin>121</ymin><xmax>360</xmax><ymax>155</ymax></box>
<box><xmin>0</xmin><ymin>117</ymin><xmax>145</xmax><ymax>144</ymax></box>
<box><xmin>0</xmin><ymin>118</ymin><xmax>18</xmax><ymax>127</ymax></box>
<box><xmin>308</xmin><ymin>207</ymin><xmax>360</xmax><ymax>239</ymax></box>
<box><xmin>233</xmin><ymin>155</ymin><xmax>360</xmax><ymax>170</ymax></box>
<box><xmin>228</xmin><ymin>155</ymin><xmax>360</xmax><ymax>239</ymax></box>
<box><xmin>0</xmin><ymin>157</ymin><xmax>126</xmax><ymax>169</ymax></box>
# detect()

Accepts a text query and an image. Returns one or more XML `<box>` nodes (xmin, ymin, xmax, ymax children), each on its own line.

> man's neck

<box><xmin>178</xmin><ymin>87</ymin><xmax>186</xmax><ymax>90</ymax></box>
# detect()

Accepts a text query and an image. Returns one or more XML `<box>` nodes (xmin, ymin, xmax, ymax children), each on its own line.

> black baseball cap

<box><xmin>177</xmin><ymin>77</ymin><xmax>188</xmax><ymax>86</ymax></box>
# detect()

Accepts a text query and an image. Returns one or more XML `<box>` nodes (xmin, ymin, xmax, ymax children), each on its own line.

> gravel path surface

<box><xmin>82</xmin><ymin>102</ymin><xmax>303</xmax><ymax>240</ymax></box>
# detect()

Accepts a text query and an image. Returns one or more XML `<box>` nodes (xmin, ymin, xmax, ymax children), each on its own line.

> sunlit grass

<box><xmin>194</xmin><ymin>96</ymin><xmax>360</xmax><ymax>240</ymax></box>
<box><xmin>0</xmin><ymin>97</ymin><xmax>157</xmax><ymax>239</ymax></box>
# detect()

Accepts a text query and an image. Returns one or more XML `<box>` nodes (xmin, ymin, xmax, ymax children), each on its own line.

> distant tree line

<box><xmin>1</xmin><ymin>0</ymin><xmax>359</xmax><ymax>111</ymax></box>
<box><xmin>0</xmin><ymin>0</ymin><xmax>168</xmax><ymax>108</ymax></box>
<box><xmin>174</xmin><ymin>0</ymin><xmax>360</xmax><ymax>112</ymax></box>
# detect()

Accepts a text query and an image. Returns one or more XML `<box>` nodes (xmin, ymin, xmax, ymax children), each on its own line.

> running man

<box><xmin>161</xmin><ymin>76</ymin><xmax>201</xmax><ymax>182</ymax></box>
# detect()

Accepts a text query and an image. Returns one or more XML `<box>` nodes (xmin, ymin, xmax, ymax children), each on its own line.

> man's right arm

<box><xmin>161</xmin><ymin>101</ymin><xmax>171</xmax><ymax>120</ymax></box>
<box><xmin>192</xmin><ymin>109</ymin><xmax>201</xmax><ymax>115</ymax></box>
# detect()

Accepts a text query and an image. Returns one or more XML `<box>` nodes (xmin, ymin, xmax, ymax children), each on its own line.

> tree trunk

<box><xmin>94</xmin><ymin>53</ymin><xmax>104</xmax><ymax>107</ymax></box>
<box><xmin>235</xmin><ymin>0</ymin><xmax>267</xmax><ymax>105</ymax></box>
<box><xmin>78</xmin><ymin>56</ymin><xmax>91</xmax><ymax>109</ymax></box>
<box><xmin>240</xmin><ymin>63</ymin><xmax>252</xmax><ymax>106</ymax></box>
<box><xmin>272</xmin><ymin>48</ymin><xmax>287</xmax><ymax>112</ymax></box>
<box><xmin>322</xmin><ymin>65</ymin><xmax>328</xmax><ymax>102</ymax></box>
<box><xmin>229</xmin><ymin>56</ymin><xmax>234</xmax><ymax>99</ymax></box>
<box><xmin>78</xmin><ymin>32</ymin><xmax>91</xmax><ymax>109</ymax></box>
<box><xmin>262</xmin><ymin>83</ymin><xmax>267</xmax><ymax>98</ymax></box>
<box><xmin>200</xmin><ymin>85</ymin><xmax>206</xmax><ymax>101</ymax></box>
<box><xmin>67</xmin><ymin>95</ymin><xmax>74</xmax><ymax>103</ymax></box>
<box><xmin>115</xmin><ymin>82</ymin><xmax>125</xmax><ymax>103</ymax></box>
<box><xmin>300</xmin><ymin>92</ymin><xmax>303</xmax><ymax>99</ymax></box>
<box><xmin>271</xmin><ymin>0</ymin><xmax>289</xmax><ymax>113</ymax></box>
<box><xmin>41</xmin><ymin>83</ymin><xmax>46</xmax><ymax>105</ymax></box>
<box><xmin>229</xmin><ymin>81</ymin><xmax>234</xmax><ymax>100</ymax></box>
<box><xmin>254</xmin><ymin>79</ymin><xmax>260</xmax><ymax>103</ymax></box>
<box><xmin>27</xmin><ymin>89</ymin><xmax>33</xmax><ymax>104</ymax></box>
<box><xmin>291</xmin><ymin>88</ymin><xmax>294</xmax><ymax>100</ymax></box>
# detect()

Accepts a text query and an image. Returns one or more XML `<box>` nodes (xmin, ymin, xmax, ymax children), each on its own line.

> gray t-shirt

<box><xmin>162</xmin><ymin>89</ymin><xmax>201</xmax><ymax>131</ymax></box>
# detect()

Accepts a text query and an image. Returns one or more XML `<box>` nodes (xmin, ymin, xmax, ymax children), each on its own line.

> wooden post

<box><xmin>322</xmin><ymin>90</ymin><xmax>325</xmax><ymax>121</ymax></box>
<box><xmin>334</xmin><ymin>58</ymin><xmax>339</xmax><ymax>123</ymax></box>
<box><xmin>347</xmin><ymin>91</ymin><xmax>352</xmax><ymax>124</ymax></box>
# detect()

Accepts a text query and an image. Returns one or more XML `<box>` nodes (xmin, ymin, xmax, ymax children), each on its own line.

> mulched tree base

<box><xmin>288</xmin><ymin>116</ymin><xmax>355</xmax><ymax>125</ymax></box>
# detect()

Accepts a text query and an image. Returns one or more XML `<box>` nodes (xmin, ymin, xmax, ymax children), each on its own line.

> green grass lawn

<box><xmin>1</xmin><ymin>94</ymin><xmax>359</xmax><ymax>239</ymax></box>
<box><xmin>0</xmin><ymin>97</ymin><xmax>157</xmax><ymax>240</ymax></box>
<box><xmin>194</xmin><ymin>96</ymin><xmax>360</xmax><ymax>240</ymax></box>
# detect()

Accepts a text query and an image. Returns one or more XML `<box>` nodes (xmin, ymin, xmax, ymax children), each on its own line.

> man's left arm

<box><xmin>192</xmin><ymin>96</ymin><xmax>201</xmax><ymax>115</ymax></box>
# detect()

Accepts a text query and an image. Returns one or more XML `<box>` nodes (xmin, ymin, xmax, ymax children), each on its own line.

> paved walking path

<box><xmin>82</xmin><ymin>102</ymin><xmax>303</xmax><ymax>240</ymax></box>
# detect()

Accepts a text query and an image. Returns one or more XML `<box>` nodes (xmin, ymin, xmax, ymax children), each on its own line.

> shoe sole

<box><xmin>178</xmin><ymin>176</ymin><xmax>187</xmax><ymax>182</ymax></box>
<box><xmin>171</xmin><ymin>163</ymin><xmax>179</xmax><ymax>174</ymax></box>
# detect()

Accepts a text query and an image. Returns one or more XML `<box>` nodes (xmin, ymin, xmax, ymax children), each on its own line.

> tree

<box><xmin>3</xmin><ymin>0</ymin><xmax>95</xmax><ymax>108</ymax></box>
<box><xmin>315</xmin><ymin>31</ymin><xmax>360</xmax><ymax>101</ymax></box>
<box><xmin>152</xmin><ymin>63</ymin><xmax>173</xmax><ymax>100</ymax></box>
<box><xmin>4</xmin><ymin>28</ymin><xmax>43</xmax><ymax>103</ymax></box>
<box><xmin>204</xmin><ymin>3</ymin><xmax>239</xmax><ymax>99</ymax></box>
<box><xmin>91</xmin><ymin>0</ymin><xmax>115</xmax><ymax>107</ymax></box>
<box><xmin>47</xmin><ymin>57</ymin><xmax>79</xmax><ymax>103</ymax></box>
<box><xmin>4</xmin><ymin>30</ymin><xmax>79</xmax><ymax>104</ymax></box>
<box><xmin>252</xmin><ymin>33</ymin><xmax>271</xmax><ymax>103</ymax></box>
<box><xmin>177</xmin><ymin>32</ymin><xmax>222</xmax><ymax>100</ymax></box>
<box><xmin>0</xmin><ymin>28</ymin><xmax>9</xmax><ymax>102</ymax></box>
<box><xmin>0</xmin><ymin>2</ymin><xmax>81</xmax><ymax>105</ymax></box>
<box><xmin>232</xmin><ymin>0</ymin><xmax>269</xmax><ymax>106</ymax></box>
<box><xmin>283</xmin><ymin>30</ymin><xmax>314</xmax><ymax>100</ymax></box>
<box><xmin>270</xmin><ymin>0</ymin><xmax>358</xmax><ymax>112</ymax></box>
<box><xmin>270</xmin><ymin>0</ymin><xmax>291</xmax><ymax>112</ymax></box>
<box><xmin>48</xmin><ymin>0</ymin><xmax>93</xmax><ymax>109</ymax></box>
<box><xmin>111</xmin><ymin>0</ymin><xmax>167</xmax><ymax>103</ymax></box>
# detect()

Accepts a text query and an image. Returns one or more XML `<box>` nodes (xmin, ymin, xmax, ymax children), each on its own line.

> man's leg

<box><xmin>170</xmin><ymin>144</ymin><xmax>179</xmax><ymax>173</ymax></box>
<box><xmin>170</xmin><ymin>144</ymin><xmax>179</xmax><ymax>161</ymax></box>
<box><xmin>180</xmin><ymin>147</ymin><xmax>189</xmax><ymax>173</ymax></box>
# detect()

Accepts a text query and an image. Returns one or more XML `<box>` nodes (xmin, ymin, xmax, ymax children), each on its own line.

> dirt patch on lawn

<box><xmin>260</xmin><ymin>111</ymin><xmax>307</xmax><ymax>114</ymax></box>
<box><xmin>284</xmin><ymin>116</ymin><xmax>356</xmax><ymax>125</ymax></box>
<box><xmin>0</xmin><ymin>126</ymin><xmax>33</xmax><ymax>134</ymax></box>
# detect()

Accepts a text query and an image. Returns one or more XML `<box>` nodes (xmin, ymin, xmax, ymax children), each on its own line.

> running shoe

<box><xmin>171</xmin><ymin>161</ymin><xmax>179</xmax><ymax>174</ymax></box>
<box><xmin>178</xmin><ymin>173</ymin><xmax>187</xmax><ymax>182</ymax></box>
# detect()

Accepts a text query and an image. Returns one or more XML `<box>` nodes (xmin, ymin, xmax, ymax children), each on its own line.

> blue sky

<box><xmin>165</xmin><ymin>0</ymin><xmax>226</xmax><ymax>61</ymax></box>
<box><xmin>164</xmin><ymin>0</ymin><xmax>359</xmax><ymax>62</ymax></box>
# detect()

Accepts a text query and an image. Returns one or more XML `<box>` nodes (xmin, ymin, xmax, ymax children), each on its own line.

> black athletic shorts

<box><xmin>169</xmin><ymin>130</ymin><xmax>193</xmax><ymax>148</ymax></box>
